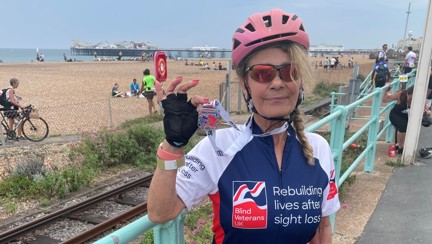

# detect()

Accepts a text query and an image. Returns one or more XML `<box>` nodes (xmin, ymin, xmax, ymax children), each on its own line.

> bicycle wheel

<box><xmin>22</xmin><ymin>117</ymin><xmax>49</xmax><ymax>142</ymax></box>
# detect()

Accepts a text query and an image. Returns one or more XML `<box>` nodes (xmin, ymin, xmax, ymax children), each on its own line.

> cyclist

<box><xmin>3</xmin><ymin>78</ymin><xmax>26</xmax><ymax>140</ymax></box>
<box><xmin>148</xmin><ymin>9</ymin><xmax>340</xmax><ymax>243</ymax></box>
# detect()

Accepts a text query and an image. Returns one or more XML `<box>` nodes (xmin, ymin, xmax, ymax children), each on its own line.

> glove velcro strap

<box><xmin>157</xmin><ymin>157</ymin><xmax>185</xmax><ymax>170</ymax></box>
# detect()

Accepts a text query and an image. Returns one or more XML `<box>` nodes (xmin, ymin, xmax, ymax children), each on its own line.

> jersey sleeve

<box><xmin>307</xmin><ymin>133</ymin><xmax>341</xmax><ymax>217</ymax></box>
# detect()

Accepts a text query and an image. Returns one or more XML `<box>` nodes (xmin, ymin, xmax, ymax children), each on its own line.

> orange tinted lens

<box><xmin>279</xmin><ymin>65</ymin><xmax>296</xmax><ymax>82</ymax></box>
<box><xmin>249</xmin><ymin>65</ymin><xmax>276</xmax><ymax>83</ymax></box>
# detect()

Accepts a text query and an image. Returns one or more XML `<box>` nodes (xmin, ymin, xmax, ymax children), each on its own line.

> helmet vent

<box><xmin>235</xmin><ymin>28</ymin><xmax>245</xmax><ymax>34</ymax></box>
<box><xmin>299</xmin><ymin>24</ymin><xmax>305</xmax><ymax>32</ymax></box>
<box><xmin>282</xmin><ymin>15</ymin><xmax>289</xmax><ymax>24</ymax></box>
<box><xmin>233</xmin><ymin>39</ymin><xmax>241</xmax><ymax>50</ymax></box>
<box><xmin>263</xmin><ymin>15</ymin><xmax>272</xmax><ymax>27</ymax></box>
<box><xmin>245</xmin><ymin>33</ymin><xmax>297</xmax><ymax>47</ymax></box>
<box><xmin>245</xmin><ymin>23</ymin><xmax>256</xmax><ymax>32</ymax></box>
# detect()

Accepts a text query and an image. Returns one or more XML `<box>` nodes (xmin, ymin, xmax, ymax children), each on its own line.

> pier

<box><xmin>70</xmin><ymin>47</ymin><xmax>232</xmax><ymax>59</ymax></box>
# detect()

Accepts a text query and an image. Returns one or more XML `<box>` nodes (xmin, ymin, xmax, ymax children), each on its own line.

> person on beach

<box><xmin>130</xmin><ymin>78</ymin><xmax>140</xmax><ymax>96</ymax></box>
<box><xmin>140</xmin><ymin>69</ymin><xmax>157</xmax><ymax>114</ymax></box>
<box><xmin>3</xmin><ymin>78</ymin><xmax>26</xmax><ymax>140</ymax></box>
<box><xmin>376</xmin><ymin>44</ymin><xmax>388</xmax><ymax>63</ymax></box>
<box><xmin>323</xmin><ymin>57</ymin><xmax>330</xmax><ymax>71</ymax></box>
<box><xmin>148</xmin><ymin>8</ymin><xmax>340</xmax><ymax>243</ymax></box>
<box><xmin>111</xmin><ymin>83</ymin><xmax>125</xmax><ymax>97</ymax></box>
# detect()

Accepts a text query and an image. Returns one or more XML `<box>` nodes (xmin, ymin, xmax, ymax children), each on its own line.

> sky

<box><xmin>0</xmin><ymin>0</ymin><xmax>429</xmax><ymax>50</ymax></box>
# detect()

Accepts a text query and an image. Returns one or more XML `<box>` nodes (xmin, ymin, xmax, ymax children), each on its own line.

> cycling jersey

<box><xmin>176</xmin><ymin>118</ymin><xmax>340</xmax><ymax>243</ymax></box>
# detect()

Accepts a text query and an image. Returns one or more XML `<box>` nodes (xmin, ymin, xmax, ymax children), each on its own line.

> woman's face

<box><xmin>242</xmin><ymin>47</ymin><xmax>302</xmax><ymax>118</ymax></box>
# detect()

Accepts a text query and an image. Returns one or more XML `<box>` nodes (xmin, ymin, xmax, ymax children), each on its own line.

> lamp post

<box><xmin>403</xmin><ymin>2</ymin><xmax>412</xmax><ymax>50</ymax></box>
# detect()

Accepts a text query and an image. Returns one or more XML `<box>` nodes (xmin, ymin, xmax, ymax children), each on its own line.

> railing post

<box><xmin>329</xmin><ymin>106</ymin><xmax>347</xmax><ymax>187</ymax></box>
<box><xmin>108</xmin><ymin>96</ymin><xmax>113</xmax><ymax>128</ymax></box>
<box><xmin>225</xmin><ymin>73</ymin><xmax>230</xmax><ymax>113</ymax></box>
<box><xmin>364</xmin><ymin>89</ymin><xmax>381</xmax><ymax>172</ymax></box>
<box><xmin>328</xmin><ymin>106</ymin><xmax>347</xmax><ymax>232</ymax></box>
<box><xmin>154</xmin><ymin>210</ymin><xmax>186</xmax><ymax>244</ymax></box>
<box><xmin>330</xmin><ymin>92</ymin><xmax>336</xmax><ymax>114</ymax></box>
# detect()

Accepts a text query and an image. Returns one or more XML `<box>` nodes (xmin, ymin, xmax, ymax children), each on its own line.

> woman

<box><xmin>140</xmin><ymin>69</ymin><xmax>157</xmax><ymax>114</ymax></box>
<box><xmin>385</xmin><ymin>86</ymin><xmax>414</xmax><ymax>154</ymax></box>
<box><xmin>4</xmin><ymin>78</ymin><xmax>26</xmax><ymax>140</ymax></box>
<box><xmin>148</xmin><ymin>9</ymin><xmax>340</xmax><ymax>243</ymax></box>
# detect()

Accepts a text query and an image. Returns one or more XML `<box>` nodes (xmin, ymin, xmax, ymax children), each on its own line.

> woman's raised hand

<box><xmin>155</xmin><ymin>76</ymin><xmax>208</xmax><ymax>148</ymax></box>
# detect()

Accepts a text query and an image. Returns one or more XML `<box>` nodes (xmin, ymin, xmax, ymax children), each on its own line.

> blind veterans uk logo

<box><xmin>232</xmin><ymin>181</ymin><xmax>267</xmax><ymax>229</ymax></box>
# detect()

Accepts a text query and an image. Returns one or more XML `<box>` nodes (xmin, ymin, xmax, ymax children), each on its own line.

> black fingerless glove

<box><xmin>162</xmin><ymin>93</ymin><xmax>198</xmax><ymax>147</ymax></box>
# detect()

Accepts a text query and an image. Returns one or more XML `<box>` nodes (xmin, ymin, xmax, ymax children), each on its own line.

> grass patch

<box><xmin>303</xmin><ymin>81</ymin><xmax>344</xmax><ymax>106</ymax></box>
<box><xmin>0</xmin><ymin>113</ymin><xmax>166</xmax><ymax>207</ymax></box>
<box><xmin>385</xmin><ymin>158</ymin><xmax>406</xmax><ymax>168</ymax></box>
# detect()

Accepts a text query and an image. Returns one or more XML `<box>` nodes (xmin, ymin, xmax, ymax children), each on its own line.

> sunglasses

<box><xmin>244</xmin><ymin>64</ymin><xmax>298</xmax><ymax>83</ymax></box>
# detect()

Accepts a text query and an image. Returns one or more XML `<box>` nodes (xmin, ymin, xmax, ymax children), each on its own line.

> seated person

<box><xmin>130</xmin><ymin>78</ymin><xmax>140</xmax><ymax>96</ymax></box>
<box><xmin>371</xmin><ymin>58</ymin><xmax>390</xmax><ymax>88</ymax></box>
<box><xmin>112</xmin><ymin>83</ymin><xmax>125</xmax><ymax>97</ymax></box>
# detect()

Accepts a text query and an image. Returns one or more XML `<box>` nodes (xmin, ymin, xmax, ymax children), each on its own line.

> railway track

<box><xmin>0</xmin><ymin>173</ymin><xmax>153</xmax><ymax>244</ymax></box>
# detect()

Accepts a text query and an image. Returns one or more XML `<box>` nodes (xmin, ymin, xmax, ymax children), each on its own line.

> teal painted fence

<box><xmin>94</xmin><ymin>70</ymin><xmax>416</xmax><ymax>244</ymax></box>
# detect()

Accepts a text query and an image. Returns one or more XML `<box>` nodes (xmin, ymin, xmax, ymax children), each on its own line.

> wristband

<box><xmin>157</xmin><ymin>157</ymin><xmax>185</xmax><ymax>170</ymax></box>
<box><xmin>157</xmin><ymin>143</ymin><xmax>184</xmax><ymax>160</ymax></box>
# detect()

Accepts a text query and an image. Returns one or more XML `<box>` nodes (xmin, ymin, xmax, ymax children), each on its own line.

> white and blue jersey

<box><xmin>176</xmin><ymin>118</ymin><xmax>340</xmax><ymax>243</ymax></box>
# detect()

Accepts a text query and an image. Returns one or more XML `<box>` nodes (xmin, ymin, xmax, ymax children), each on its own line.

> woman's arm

<box><xmin>8</xmin><ymin>89</ymin><xmax>24</xmax><ymax>109</ymax></box>
<box><xmin>382</xmin><ymin>89</ymin><xmax>402</xmax><ymax>103</ymax></box>
<box><xmin>148</xmin><ymin>77</ymin><xmax>205</xmax><ymax>223</ymax></box>
<box><xmin>148</xmin><ymin>140</ymin><xmax>187</xmax><ymax>223</ymax></box>
<box><xmin>309</xmin><ymin>216</ymin><xmax>332</xmax><ymax>244</ymax></box>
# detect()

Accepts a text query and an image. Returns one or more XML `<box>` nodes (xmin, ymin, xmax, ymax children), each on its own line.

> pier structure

<box><xmin>70</xmin><ymin>47</ymin><xmax>232</xmax><ymax>59</ymax></box>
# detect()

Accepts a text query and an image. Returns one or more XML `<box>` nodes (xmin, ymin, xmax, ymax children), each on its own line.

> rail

<box><xmin>94</xmin><ymin>74</ymin><xmax>417</xmax><ymax>244</ymax></box>
<box><xmin>0</xmin><ymin>174</ymin><xmax>153</xmax><ymax>243</ymax></box>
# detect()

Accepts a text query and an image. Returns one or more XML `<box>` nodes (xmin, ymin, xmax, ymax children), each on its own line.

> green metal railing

<box><xmin>94</xmin><ymin>72</ymin><xmax>416</xmax><ymax>244</ymax></box>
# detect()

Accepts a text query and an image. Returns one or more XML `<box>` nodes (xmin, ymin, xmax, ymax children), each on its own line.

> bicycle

<box><xmin>0</xmin><ymin>105</ymin><xmax>49</xmax><ymax>142</ymax></box>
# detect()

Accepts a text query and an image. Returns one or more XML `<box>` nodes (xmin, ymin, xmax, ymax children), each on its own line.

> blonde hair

<box><xmin>292</xmin><ymin>109</ymin><xmax>315</xmax><ymax>165</ymax></box>
<box><xmin>235</xmin><ymin>43</ymin><xmax>315</xmax><ymax>165</ymax></box>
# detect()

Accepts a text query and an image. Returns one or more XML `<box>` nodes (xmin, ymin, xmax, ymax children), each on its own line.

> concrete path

<box><xmin>358</xmin><ymin>126</ymin><xmax>432</xmax><ymax>243</ymax></box>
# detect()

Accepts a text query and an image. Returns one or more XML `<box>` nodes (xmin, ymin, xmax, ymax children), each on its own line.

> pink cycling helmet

<box><xmin>232</xmin><ymin>9</ymin><xmax>310</xmax><ymax>67</ymax></box>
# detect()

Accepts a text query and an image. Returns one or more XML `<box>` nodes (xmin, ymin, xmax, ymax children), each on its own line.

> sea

<box><xmin>0</xmin><ymin>48</ymin><xmax>94</xmax><ymax>63</ymax></box>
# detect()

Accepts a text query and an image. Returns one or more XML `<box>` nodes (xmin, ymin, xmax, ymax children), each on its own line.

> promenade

<box><xmin>358</xmin><ymin>125</ymin><xmax>432</xmax><ymax>243</ymax></box>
